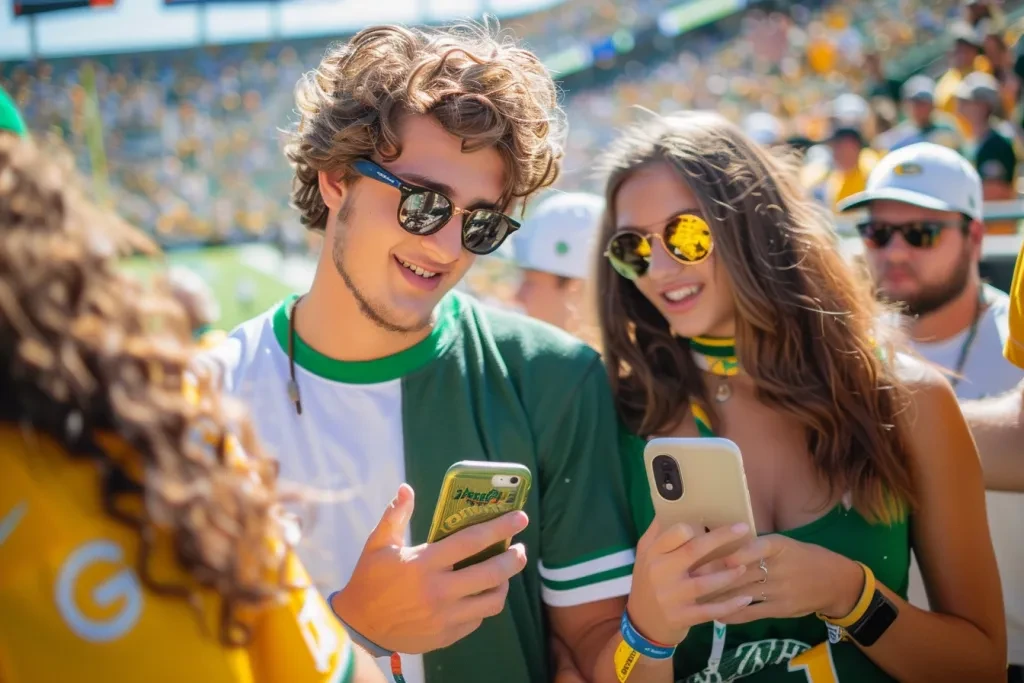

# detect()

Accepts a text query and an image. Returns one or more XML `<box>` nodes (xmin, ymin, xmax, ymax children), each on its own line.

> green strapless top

<box><xmin>620</xmin><ymin>428</ymin><xmax>909</xmax><ymax>683</ymax></box>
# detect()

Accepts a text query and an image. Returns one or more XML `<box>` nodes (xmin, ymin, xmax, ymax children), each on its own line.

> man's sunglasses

<box><xmin>856</xmin><ymin>218</ymin><xmax>969</xmax><ymax>249</ymax></box>
<box><xmin>604</xmin><ymin>213</ymin><xmax>714</xmax><ymax>280</ymax></box>
<box><xmin>352</xmin><ymin>159</ymin><xmax>520</xmax><ymax>255</ymax></box>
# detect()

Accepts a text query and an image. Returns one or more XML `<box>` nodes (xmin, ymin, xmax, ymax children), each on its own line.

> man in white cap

<box><xmin>957</xmin><ymin>70</ymin><xmax>1019</xmax><ymax>233</ymax></box>
<box><xmin>504</xmin><ymin>191</ymin><xmax>604</xmax><ymax>333</ymax></box>
<box><xmin>838</xmin><ymin>141</ymin><xmax>1024</xmax><ymax>679</ymax></box>
<box><xmin>874</xmin><ymin>74</ymin><xmax>963</xmax><ymax>152</ymax></box>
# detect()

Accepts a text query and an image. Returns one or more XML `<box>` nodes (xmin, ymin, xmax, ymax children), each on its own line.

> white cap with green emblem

<box><xmin>502</xmin><ymin>192</ymin><xmax>605</xmax><ymax>280</ymax></box>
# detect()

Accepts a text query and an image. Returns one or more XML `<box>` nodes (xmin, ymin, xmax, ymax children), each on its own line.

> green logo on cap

<box><xmin>555</xmin><ymin>241</ymin><xmax>570</xmax><ymax>256</ymax></box>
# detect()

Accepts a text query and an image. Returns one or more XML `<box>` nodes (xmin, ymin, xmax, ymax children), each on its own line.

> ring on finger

<box><xmin>758</xmin><ymin>557</ymin><xmax>768</xmax><ymax>584</ymax></box>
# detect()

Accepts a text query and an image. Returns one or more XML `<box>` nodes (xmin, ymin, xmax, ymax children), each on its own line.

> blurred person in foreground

<box><xmin>0</xmin><ymin>86</ymin><xmax>26</xmax><ymax>139</ymax></box>
<box><xmin>957</xmin><ymin>71</ymin><xmax>1020</xmax><ymax>234</ymax></box>
<box><xmin>873</xmin><ymin>75</ymin><xmax>963</xmax><ymax>153</ymax></box>
<box><xmin>166</xmin><ymin>264</ymin><xmax>225</xmax><ymax>348</ymax></box>
<box><xmin>594</xmin><ymin>111</ymin><xmax>1005</xmax><ymax>682</ymax></box>
<box><xmin>0</xmin><ymin>135</ymin><xmax>384</xmax><ymax>683</ymax></box>
<box><xmin>504</xmin><ymin>191</ymin><xmax>603</xmax><ymax>334</ymax></box>
<box><xmin>840</xmin><ymin>141</ymin><xmax>1024</xmax><ymax>680</ymax></box>
<box><xmin>200</xmin><ymin>23</ymin><xmax>638</xmax><ymax>683</ymax></box>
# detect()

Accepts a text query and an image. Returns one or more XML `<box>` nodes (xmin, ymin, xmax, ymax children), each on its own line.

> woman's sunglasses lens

<box><xmin>463</xmin><ymin>210</ymin><xmax>509</xmax><ymax>255</ymax></box>
<box><xmin>399</xmin><ymin>191</ymin><xmax>452</xmax><ymax>235</ymax></box>
<box><xmin>664</xmin><ymin>215</ymin><xmax>712</xmax><ymax>263</ymax></box>
<box><xmin>607</xmin><ymin>233</ymin><xmax>650</xmax><ymax>280</ymax></box>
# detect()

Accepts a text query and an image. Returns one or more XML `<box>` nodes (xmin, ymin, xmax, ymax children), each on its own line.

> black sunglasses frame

<box><xmin>856</xmin><ymin>216</ymin><xmax>970</xmax><ymax>249</ymax></box>
<box><xmin>352</xmin><ymin>158</ymin><xmax>520</xmax><ymax>255</ymax></box>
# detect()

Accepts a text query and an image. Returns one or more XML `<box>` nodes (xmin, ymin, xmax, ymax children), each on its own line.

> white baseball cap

<box><xmin>501</xmin><ymin>192</ymin><xmax>605</xmax><ymax>280</ymax></box>
<box><xmin>837</xmin><ymin>141</ymin><xmax>983</xmax><ymax>221</ymax></box>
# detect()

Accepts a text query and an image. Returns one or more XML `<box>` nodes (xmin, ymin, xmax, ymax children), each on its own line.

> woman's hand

<box><xmin>626</xmin><ymin>519</ymin><xmax>756</xmax><ymax>646</ymax></box>
<box><xmin>706</xmin><ymin>534</ymin><xmax>865</xmax><ymax>625</ymax></box>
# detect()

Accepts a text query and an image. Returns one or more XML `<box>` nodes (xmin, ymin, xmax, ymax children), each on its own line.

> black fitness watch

<box><xmin>825</xmin><ymin>589</ymin><xmax>899</xmax><ymax>647</ymax></box>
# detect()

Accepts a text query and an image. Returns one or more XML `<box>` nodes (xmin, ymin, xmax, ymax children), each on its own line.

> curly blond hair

<box><xmin>0</xmin><ymin>135</ymin><xmax>295</xmax><ymax>646</ymax></box>
<box><xmin>285</xmin><ymin>22</ymin><xmax>564</xmax><ymax>231</ymax></box>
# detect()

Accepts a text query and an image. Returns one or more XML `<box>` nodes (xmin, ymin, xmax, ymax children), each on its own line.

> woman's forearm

<box><xmin>855</xmin><ymin>583</ymin><xmax>1006</xmax><ymax>683</ymax></box>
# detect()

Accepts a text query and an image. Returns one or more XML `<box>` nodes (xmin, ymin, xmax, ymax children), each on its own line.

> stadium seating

<box><xmin>0</xmin><ymin>0</ymin><xmax>997</xmax><ymax>244</ymax></box>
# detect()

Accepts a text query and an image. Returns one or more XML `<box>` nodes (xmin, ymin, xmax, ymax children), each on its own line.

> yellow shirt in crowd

<box><xmin>0</xmin><ymin>425</ymin><xmax>355</xmax><ymax>683</ymax></box>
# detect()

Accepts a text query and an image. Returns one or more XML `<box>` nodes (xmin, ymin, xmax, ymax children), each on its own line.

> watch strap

<box><xmin>326</xmin><ymin>591</ymin><xmax>394</xmax><ymax>658</ymax></box>
<box><xmin>846</xmin><ymin>588</ymin><xmax>899</xmax><ymax>647</ymax></box>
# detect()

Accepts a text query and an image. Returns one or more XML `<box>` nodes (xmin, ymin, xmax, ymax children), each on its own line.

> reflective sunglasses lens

<box><xmin>399</xmin><ymin>191</ymin><xmax>452</xmax><ymax>235</ymax></box>
<box><xmin>463</xmin><ymin>210</ymin><xmax>510</xmax><ymax>255</ymax></box>
<box><xmin>606</xmin><ymin>232</ymin><xmax>651</xmax><ymax>280</ymax></box>
<box><xmin>664</xmin><ymin>214</ymin><xmax>713</xmax><ymax>263</ymax></box>
<box><xmin>858</xmin><ymin>222</ymin><xmax>891</xmax><ymax>249</ymax></box>
<box><xmin>903</xmin><ymin>223</ymin><xmax>942</xmax><ymax>248</ymax></box>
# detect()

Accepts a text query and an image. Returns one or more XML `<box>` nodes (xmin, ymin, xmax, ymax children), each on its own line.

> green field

<box><xmin>124</xmin><ymin>244</ymin><xmax>315</xmax><ymax>331</ymax></box>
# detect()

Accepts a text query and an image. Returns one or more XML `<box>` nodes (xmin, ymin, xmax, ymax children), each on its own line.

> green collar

<box><xmin>271</xmin><ymin>293</ymin><xmax>460</xmax><ymax>384</ymax></box>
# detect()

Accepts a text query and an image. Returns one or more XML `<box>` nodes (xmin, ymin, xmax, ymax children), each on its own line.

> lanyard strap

<box><xmin>950</xmin><ymin>286</ymin><xmax>987</xmax><ymax>389</ymax></box>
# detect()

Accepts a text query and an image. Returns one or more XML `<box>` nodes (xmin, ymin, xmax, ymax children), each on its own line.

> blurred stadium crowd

<box><xmin>3</xmin><ymin>0</ymin><xmax>1024</xmax><ymax>249</ymax></box>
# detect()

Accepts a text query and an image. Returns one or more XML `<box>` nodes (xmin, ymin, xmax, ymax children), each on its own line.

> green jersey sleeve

<box><xmin>535</xmin><ymin>358</ymin><xmax>639</xmax><ymax>607</ymax></box>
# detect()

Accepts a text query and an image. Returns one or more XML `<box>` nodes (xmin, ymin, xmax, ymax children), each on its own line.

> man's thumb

<box><xmin>368</xmin><ymin>483</ymin><xmax>415</xmax><ymax>548</ymax></box>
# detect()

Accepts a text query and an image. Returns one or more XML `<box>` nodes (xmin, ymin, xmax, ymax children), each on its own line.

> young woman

<box><xmin>0</xmin><ymin>136</ymin><xmax>383</xmax><ymax>683</ymax></box>
<box><xmin>595</xmin><ymin>112</ymin><xmax>1007</xmax><ymax>682</ymax></box>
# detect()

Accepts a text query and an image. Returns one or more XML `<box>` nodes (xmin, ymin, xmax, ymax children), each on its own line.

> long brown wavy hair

<box><xmin>595</xmin><ymin>112</ymin><xmax>915</xmax><ymax>523</ymax></box>
<box><xmin>0</xmin><ymin>135</ymin><xmax>294</xmax><ymax>645</ymax></box>
<box><xmin>285</xmin><ymin>21</ymin><xmax>564</xmax><ymax>231</ymax></box>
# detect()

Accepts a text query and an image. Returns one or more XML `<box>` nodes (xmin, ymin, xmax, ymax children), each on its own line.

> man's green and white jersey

<box><xmin>201</xmin><ymin>291</ymin><xmax>637</xmax><ymax>683</ymax></box>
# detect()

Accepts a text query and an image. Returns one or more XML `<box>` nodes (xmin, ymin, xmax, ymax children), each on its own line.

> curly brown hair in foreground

<box><xmin>286</xmin><ymin>21</ymin><xmax>564</xmax><ymax>230</ymax></box>
<box><xmin>0</xmin><ymin>135</ymin><xmax>292</xmax><ymax>646</ymax></box>
<box><xmin>594</xmin><ymin>112</ymin><xmax>916</xmax><ymax>524</ymax></box>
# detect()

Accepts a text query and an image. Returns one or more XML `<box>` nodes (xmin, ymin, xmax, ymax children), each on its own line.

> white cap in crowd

<box><xmin>503</xmin><ymin>192</ymin><xmax>605</xmax><ymax>280</ymax></box>
<box><xmin>742</xmin><ymin>112</ymin><xmax>784</xmax><ymax>146</ymax></box>
<box><xmin>837</xmin><ymin>141</ymin><xmax>983</xmax><ymax>220</ymax></box>
<box><xmin>901</xmin><ymin>74</ymin><xmax>936</xmax><ymax>103</ymax></box>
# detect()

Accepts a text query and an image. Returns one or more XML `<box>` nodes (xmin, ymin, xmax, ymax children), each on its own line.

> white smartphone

<box><xmin>644</xmin><ymin>436</ymin><xmax>757</xmax><ymax>567</ymax></box>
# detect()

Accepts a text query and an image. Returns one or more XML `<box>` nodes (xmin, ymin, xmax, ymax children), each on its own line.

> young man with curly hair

<box><xmin>202</xmin><ymin>24</ymin><xmax>637</xmax><ymax>683</ymax></box>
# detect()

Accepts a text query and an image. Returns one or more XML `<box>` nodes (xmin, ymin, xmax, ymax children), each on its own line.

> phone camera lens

<box><xmin>510</xmin><ymin>476</ymin><xmax>519</xmax><ymax>485</ymax></box>
<box><xmin>652</xmin><ymin>454</ymin><xmax>683</xmax><ymax>501</ymax></box>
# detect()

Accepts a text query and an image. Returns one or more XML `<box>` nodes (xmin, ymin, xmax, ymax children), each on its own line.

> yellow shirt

<box><xmin>0</xmin><ymin>425</ymin><xmax>355</xmax><ymax>683</ymax></box>
<box><xmin>1005</xmin><ymin>241</ymin><xmax>1024</xmax><ymax>368</ymax></box>
<box><xmin>822</xmin><ymin>148</ymin><xmax>880</xmax><ymax>209</ymax></box>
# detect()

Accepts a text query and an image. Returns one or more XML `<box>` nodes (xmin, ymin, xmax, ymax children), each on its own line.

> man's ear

<box><xmin>318</xmin><ymin>170</ymin><xmax>346</xmax><ymax>212</ymax></box>
<box><xmin>967</xmin><ymin>217</ymin><xmax>986</xmax><ymax>260</ymax></box>
<box><xmin>969</xmin><ymin>218</ymin><xmax>986</xmax><ymax>247</ymax></box>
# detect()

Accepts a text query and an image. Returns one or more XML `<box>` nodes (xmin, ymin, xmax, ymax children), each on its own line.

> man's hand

<box><xmin>331</xmin><ymin>484</ymin><xmax>529</xmax><ymax>654</ymax></box>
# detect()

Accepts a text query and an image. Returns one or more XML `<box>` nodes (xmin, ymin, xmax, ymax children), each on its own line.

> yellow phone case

<box><xmin>427</xmin><ymin>460</ymin><xmax>532</xmax><ymax>570</ymax></box>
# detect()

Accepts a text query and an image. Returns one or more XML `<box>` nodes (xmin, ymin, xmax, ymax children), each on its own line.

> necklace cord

<box><xmin>287</xmin><ymin>295</ymin><xmax>304</xmax><ymax>415</ymax></box>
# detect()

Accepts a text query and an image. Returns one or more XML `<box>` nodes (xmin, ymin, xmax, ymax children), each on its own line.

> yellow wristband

<box><xmin>818</xmin><ymin>561</ymin><xmax>876</xmax><ymax>628</ymax></box>
<box><xmin>614</xmin><ymin>640</ymin><xmax>642</xmax><ymax>682</ymax></box>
